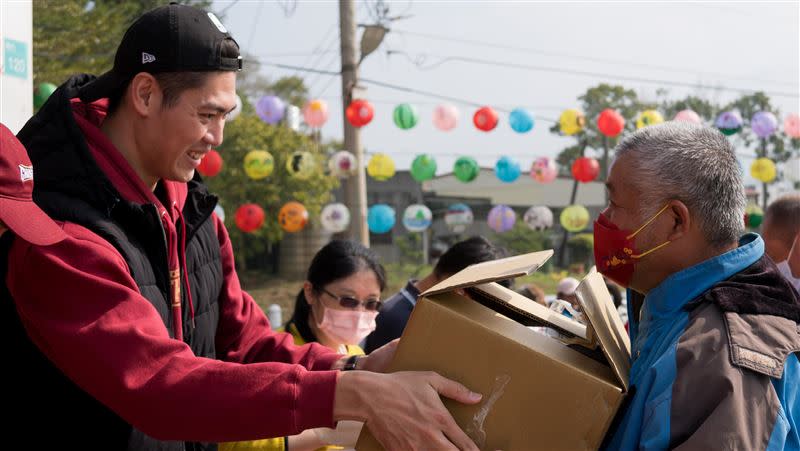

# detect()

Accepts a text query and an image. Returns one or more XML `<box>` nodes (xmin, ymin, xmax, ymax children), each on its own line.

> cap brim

<box><xmin>0</xmin><ymin>198</ymin><xmax>66</xmax><ymax>246</ymax></box>
<box><xmin>78</xmin><ymin>70</ymin><xmax>129</xmax><ymax>103</ymax></box>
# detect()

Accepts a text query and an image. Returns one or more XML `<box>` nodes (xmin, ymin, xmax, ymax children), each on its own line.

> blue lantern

<box><xmin>495</xmin><ymin>156</ymin><xmax>521</xmax><ymax>183</ymax></box>
<box><xmin>367</xmin><ymin>204</ymin><xmax>396</xmax><ymax>234</ymax></box>
<box><xmin>509</xmin><ymin>108</ymin><xmax>534</xmax><ymax>133</ymax></box>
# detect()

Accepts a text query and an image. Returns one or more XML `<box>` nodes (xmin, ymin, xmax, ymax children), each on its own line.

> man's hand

<box><xmin>334</xmin><ymin>370</ymin><xmax>482</xmax><ymax>451</ymax></box>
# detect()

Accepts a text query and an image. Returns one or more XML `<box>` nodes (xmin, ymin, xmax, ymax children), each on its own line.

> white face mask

<box><xmin>316</xmin><ymin>307</ymin><xmax>378</xmax><ymax>345</ymax></box>
<box><xmin>776</xmin><ymin>260</ymin><xmax>800</xmax><ymax>291</ymax></box>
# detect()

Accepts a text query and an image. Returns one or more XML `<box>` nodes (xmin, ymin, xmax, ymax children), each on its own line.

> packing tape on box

<box><xmin>466</xmin><ymin>374</ymin><xmax>511</xmax><ymax>449</ymax></box>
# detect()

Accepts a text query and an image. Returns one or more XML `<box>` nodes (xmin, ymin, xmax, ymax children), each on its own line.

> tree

<box><xmin>491</xmin><ymin>221</ymin><xmax>553</xmax><ymax>257</ymax></box>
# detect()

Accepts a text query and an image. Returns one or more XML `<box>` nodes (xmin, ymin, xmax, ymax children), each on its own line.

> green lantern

<box><xmin>393</xmin><ymin>103</ymin><xmax>418</xmax><ymax>130</ymax></box>
<box><xmin>33</xmin><ymin>83</ymin><xmax>57</xmax><ymax>110</ymax></box>
<box><xmin>411</xmin><ymin>154</ymin><xmax>437</xmax><ymax>182</ymax></box>
<box><xmin>453</xmin><ymin>156</ymin><xmax>479</xmax><ymax>183</ymax></box>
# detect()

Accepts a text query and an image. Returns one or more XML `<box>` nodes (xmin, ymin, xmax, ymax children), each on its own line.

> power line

<box><xmin>392</xmin><ymin>28</ymin><xmax>798</xmax><ymax>88</ymax></box>
<box><xmin>385</xmin><ymin>50</ymin><xmax>799</xmax><ymax>99</ymax></box>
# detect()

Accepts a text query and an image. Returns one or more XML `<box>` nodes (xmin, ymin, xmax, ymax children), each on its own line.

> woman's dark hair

<box><xmin>433</xmin><ymin>236</ymin><xmax>511</xmax><ymax>287</ymax></box>
<box><xmin>288</xmin><ymin>240</ymin><xmax>386</xmax><ymax>330</ymax></box>
<box><xmin>107</xmin><ymin>38</ymin><xmax>240</xmax><ymax>114</ymax></box>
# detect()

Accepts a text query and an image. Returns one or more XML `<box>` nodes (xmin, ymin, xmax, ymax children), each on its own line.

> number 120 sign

<box><xmin>3</xmin><ymin>38</ymin><xmax>29</xmax><ymax>79</ymax></box>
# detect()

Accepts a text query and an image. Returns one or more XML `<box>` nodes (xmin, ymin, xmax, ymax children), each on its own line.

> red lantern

<box><xmin>346</xmin><ymin>99</ymin><xmax>374</xmax><ymax>127</ymax></box>
<box><xmin>473</xmin><ymin>106</ymin><xmax>499</xmax><ymax>132</ymax></box>
<box><xmin>197</xmin><ymin>150</ymin><xmax>223</xmax><ymax>177</ymax></box>
<box><xmin>597</xmin><ymin>109</ymin><xmax>625</xmax><ymax>138</ymax></box>
<box><xmin>572</xmin><ymin>157</ymin><xmax>600</xmax><ymax>183</ymax></box>
<box><xmin>235</xmin><ymin>204</ymin><xmax>265</xmax><ymax>233</ymax></box>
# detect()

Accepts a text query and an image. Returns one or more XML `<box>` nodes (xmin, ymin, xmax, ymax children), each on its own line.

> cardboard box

<box><xmin>356</xmin><ymin>250</ymin><xmax>630</xmax><ymax>451</ymax></box>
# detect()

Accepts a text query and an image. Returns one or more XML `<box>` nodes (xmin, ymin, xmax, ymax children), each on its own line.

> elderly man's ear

<box><xmin>666</xmin><ymin>200</ymin><xmax>691</xmax><ymax>242</ymax></box>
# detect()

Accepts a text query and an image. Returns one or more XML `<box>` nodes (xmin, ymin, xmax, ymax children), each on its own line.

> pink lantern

<box><xmin>530</xmin><ymin>157</ymin><xmax>558</xmax><ymax>184</ymax></box>
<box><xmin>674</xmin><ymin>109</ymin><xmax>702</xmax><ymax>124</ymax></box>
<box><xmin>433</xmin><ymin>104</ymin><xmax>459</xmax><ymax>131</ymax></box>
<box><xmin>784</xmin><ymin>113</ymin><xmax>800</xmax><ymax>138</ymax></box>
<box><xmin>303</xmin><ymin>99</ymin><xmax>329</xmax><ymax>128</ymax></box>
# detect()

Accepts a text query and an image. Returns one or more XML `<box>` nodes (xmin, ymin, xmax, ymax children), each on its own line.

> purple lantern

<box><xmin>256</xmin><ymin>95</ymin><xmax>286</xmax><ymax>125</ymax></box>
<box><xmin>715</xmin><ymin>111</ymin><xmax>743</xmax><ymax>136</ymax></box>
<box><xmin>751</xmin><ymin>111</ymin><xmax>778</xmax><ymax>138</ymax></box>
<box><xmin>487</xmin><ymin>205</ymin><xmax>516</xmax><ymax>233</ymax></box>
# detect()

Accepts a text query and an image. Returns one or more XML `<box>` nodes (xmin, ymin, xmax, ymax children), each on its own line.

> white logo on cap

<box><xmin>207</xmin><ymin>12</ymin><xmax>227</xmax><ymax>33</ymax></box>
<box><xmin>19</xmin><ymin>164</ymin><xmax>33</xmax><ymax>182</ymax></box>
<box><xmin>142</xmin><ymin>52</ymin><xmax>156</xmax><ymax>64</ymax></box>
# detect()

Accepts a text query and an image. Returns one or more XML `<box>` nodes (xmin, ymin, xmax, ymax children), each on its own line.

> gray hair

<box><xmin>614</xmin><ymin>121</ymin><xmax>746</xmax><ymax>248</ymax></box>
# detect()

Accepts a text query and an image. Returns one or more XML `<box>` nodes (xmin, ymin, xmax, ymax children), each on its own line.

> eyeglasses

<box><xmin>320</xmin><ymin>287</ymin><xmax>383</xmax><ymax>311</ymax></box>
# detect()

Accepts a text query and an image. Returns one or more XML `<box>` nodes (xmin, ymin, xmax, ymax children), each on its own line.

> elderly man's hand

<box><xmin>357</xmin><ymin>338</ymin><xmax>399</xmax><ymax>373</ymax></box>
<box><xmin>334</xmin><ymin>370</ymin><xmax>482</xmax><ymax>451</ymax></box>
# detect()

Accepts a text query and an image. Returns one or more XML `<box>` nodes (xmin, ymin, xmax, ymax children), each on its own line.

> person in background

<box><xmin>222</xmin><ymin>240</ymin><xmax>384</xmax><ymax>451</ymax></box>
<box><xmin>517</xmin><ymin>282</ymin><xmax>547</xmax><ymax>306</ymax></box>
<box><xmin>762</xmin><ymin>193</ymin><xmax>800</xmax><ymax>291</ymax></box>
<box><xmin>364</xmin><ymin>236</ymin><xmax>509</xmax><ymax>354</ymax></box>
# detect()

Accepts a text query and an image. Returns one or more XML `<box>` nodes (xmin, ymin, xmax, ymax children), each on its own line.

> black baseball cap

<box><xmin>79</xmin><ymin>2</ymin><xmax>242</xmax><ymax>102</ymax></box>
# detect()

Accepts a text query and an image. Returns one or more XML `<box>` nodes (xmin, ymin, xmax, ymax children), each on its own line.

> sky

<box><xmin>213</xmin><ymin>0</ymin><xmax>800</xmax><ymax>186</ymax></box>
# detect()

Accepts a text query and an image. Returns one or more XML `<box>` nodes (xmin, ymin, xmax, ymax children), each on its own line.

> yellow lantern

<box><xmin>286</xmin><ymin>151</ymin><xmax>316</xmax><ymax>180</ymax></box>
<box><xmin>750</xmin><ymin>158</ymin><xmax>776</xmax><ymax>183</ymax></box>
<box><xmin>559</xmin><ymin>108</ymin><xmax>586</xmax><ymax>136</ymax></box>
<box><xmin>560</xmin><ymin>205</ymin><xmax>590</xmax><ymax>232</ymax></box>
<box><xmin>636</xmin><ymin>110</ymin><xmax>664</xmax><ymax>129</ymax></box>
<box><xmin>243</xmin><ymin>150</ymin><xmax>274</xmax><ymax>180</ymax></box>
<box><xmin>367</xmin><ymin>153</ymin><xmax>396</xmax><ymax>181</ymax></box>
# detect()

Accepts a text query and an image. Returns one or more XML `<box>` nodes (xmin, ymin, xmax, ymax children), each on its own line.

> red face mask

<box><xmin>593</xmin><ymin>204</ymin><xmax>672</xmax><ymax>287</ymax></box>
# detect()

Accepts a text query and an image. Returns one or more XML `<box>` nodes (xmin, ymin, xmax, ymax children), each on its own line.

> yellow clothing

<box><xmin>218</xmin><ymin>323</ymin><xmax>363</xmax><ymax>451</ymax></box>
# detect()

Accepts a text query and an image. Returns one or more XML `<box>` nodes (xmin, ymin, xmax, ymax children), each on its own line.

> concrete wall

<box><xmin>0</xmin><ymin>1</ymin><xmax>33</xmax><ymax>133</ymax></box>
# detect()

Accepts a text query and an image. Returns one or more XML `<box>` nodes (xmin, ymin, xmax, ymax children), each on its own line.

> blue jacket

<box><xmin>606</xmin><ymin>234</ymin><xmax>800</xmax><ymax>450</ymax></box>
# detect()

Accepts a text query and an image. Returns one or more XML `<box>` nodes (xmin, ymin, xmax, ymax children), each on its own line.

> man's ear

<box><xmin>128</xmin><ymin>73</ymin><xmax>160</xmax><ymax>117</ymax></box>
<box><xmin>666</xmin><ymin>200</ymin><xmax>691</xmax><ymax>242</ymax></box>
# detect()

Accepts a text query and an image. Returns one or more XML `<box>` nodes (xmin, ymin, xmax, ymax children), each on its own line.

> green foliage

<box><xmin>395</xmin><ymin>233</ymin><xmax>424</xmax><ymax>264</ymax></box>
<box><xmin>566</xmin><ymin>233</ymin><xmax>594</xmax><ymax>267</ymax></box>
<box><xmin>207</xmin><ymin>102</ymin><xmax>339</xmax><ymax>268</ymax></box>
<box><xmin>491</xmin><ymin>221</ymin><xmax>553</xmax><ymax>257</ymax></box>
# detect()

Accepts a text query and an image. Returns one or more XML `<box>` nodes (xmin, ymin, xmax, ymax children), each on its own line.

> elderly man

<box><xmin>763</xmin><ymin>193</ymin><xmax>800</xmax><ymax>290</ymax></box>
<box><xmin>595</xmin><ymin>122</ymin><xmax>799</xmax><ymax>450</ymax></box>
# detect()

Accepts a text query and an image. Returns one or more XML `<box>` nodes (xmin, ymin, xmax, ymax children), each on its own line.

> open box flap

<box><xmin>575</xmin><ymin>269</ymin><xmax>631</xmax><ymax>391</ymax></box>
<box><xmin>422</xmin><ymin>250</ymin><xmax>554</xmax><ymax>297</ymax></box>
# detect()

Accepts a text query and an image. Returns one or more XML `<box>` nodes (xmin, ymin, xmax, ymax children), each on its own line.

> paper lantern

<box><xmin>286</xmin><ymin>151</ymin><xmax>316</xmax><ymax>180</ymax></box>
<box><xmin>473</xmin><ymin>106</ymin><xmax>499</xmax><ymax>132</ymax></box>
<box><xmin>213</xmin><ymin>204</ymin><xmax>225</xmax><ymax>222</ymax></box>
<box><xmin>636</xmin><ymin>110</ymin><xmax>664</xmax><ymax>129</ymax></box>
<box><xmin>597</xmin><ymin>108</ymin><xmax>625</xmax><ymax>137</ymax></box>
<box><xmin>226</xmin><ymin>95</ymin><xmax>242</xmax><ymax>122</ymax></box>
<box><xmin>256</xmin><ymin>95</ymin><xmax>286</xmax><ymax>125</ymax></box>
<box><xmin>785</xmin><ymin>156</ymin><xmax>800</xmax><ymax>183</ymax></box>
<box><xmin>509</xmin><ymin>108</ymin><xmax>534</xmax><ymax>133</ymax></box>
<box><xmin>235</xmin><ymin>204</ymin><xmax>265</xmax><ymax>233</ymax></box>
<box><xmin>393</xmin><ymin>104</ymin><xmax>418</xmax><ymax>130</ymax></box>
<box><xmin>243</xmin><ymin>150</ymin><xmax>274</xmax><ymax>180</ymax></box>
<box><xmin>303</xmin><ymin>99</ymin><xmax>329</xmax><ymax>128</ymax></box>
<box><xmin>750</xmin><ymin>158</ymin><xmax>777</xmax><ymax>183</ymax></box>
<box><xmin>560</xmin><ymin>205</ymin><xmax>590</xmax><ymax>232</ymax></box>
<box><xmin>751</xmin><ymin>111</ymin><xmax>778</xmax><ymax>138</ymax></box>
<box><xmin>715</xmin><ymin>111</ymin><xmax>743</xmax><ymax>135</ymax></box>
<box><xmin>433</xmin><ymin>104</ymin><xmax>459</xmax><ymax>131</ymax></box>
<box><xmin>33</xmin><ymin>82</ymin><xmax>57</xmax><ymax>110</ymax></box>
<box><xmin>523</xmin><ymin>206</ymin><xmax>553</xmax><ymax>231</ymax></box>
<box><xmin>454</xmin><ymin>157</ymin><xmax>479</xmax><ymax>183</ymax></box>
<box><xmin>402</xmin><ymin>204</ymin><xmax>433</xmax><ymax>232</ymax></box>
<box><xmin>559</xmin><ymin>108</ymin><xmax>586</xmax><ymax>136</ymax></box>
<box><xmin>367</xmin><ymin>204</ymin><xmax>395</xmax><ymax>234</ymax></box>
<box><xmin>445</xmin><ymin>203</ymin><xmax>473</xmax><ymax>233</ymax></box>
<box><xmin>285</xmin><ymin>105</ymin><xmax>300</xmax><ymax>131</ymax></box>
<box><xmin>530</xmin><ymin>157</ymin><xmax>558</xmax><ymax>184</ymax></box>
<box><xmin>367</xmin><ymin>153</ymin><xmax>396</xmax><ymax>181</ymax></box>
<box><xmin>674</xmin><ymin>109</ymin><xmax>701</xmax><ymax>124</ymax></box>
<box><xmin>321</xmin><ymin>203</ymin><xmax>351</xmax><ymax>233</ymax></box>
<box><xmin>572</xmin><ymin>157</ymin><xmax>600</xmax><ymax>183</ymax></box>
<box><xmin>487</xmin><ymin>205</ymin><xmax>516</xmax><ymax>233</ymax></box>
<box><xmin>329</xmin><ymin>151</ymin><xmax>358</xmax><ymax>178</ymax></box>
<box><xmin>278</xmin><ymin>201</ymin><xmax>309</xmax><ymax>233</ymax></box>
<box><xmin>495</xmin><ymin>156</ymin><xmax>521</xmax><ymax>183</ymax></box>
<box><xmin>784</xmin><ymin>113</ymin><xmax>800</xmax><ymax>138</ymax></box>
<box><xmin>346</xmin><ymin>99</ymin><xmax>374</xmax><ymax>127</ymax></box>
<box><xmin>745</xmin><ymin>204</ymin><xmax>764</xmax><ymax>228</ymax></box>
<box><xmin>197</xmin><ymin>150</ymin><xmax>223</xmax><ymax>177</ymax></box>
<box><xmin>411</xmin><ymin>154</ymin><xmax>437</xmax><ymax>182</ymax></box>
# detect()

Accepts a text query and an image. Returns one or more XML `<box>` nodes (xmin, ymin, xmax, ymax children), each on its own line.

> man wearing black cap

<box><xmin>9</xmin><ymin>4</ymin><xmax>480</xmax><ymax>451</ymax></box>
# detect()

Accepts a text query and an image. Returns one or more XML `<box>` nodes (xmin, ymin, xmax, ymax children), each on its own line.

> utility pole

<box><xmin>339</xmin><ymin>0</ymin><xmax>369</xmax><ymax>246</ymax></box>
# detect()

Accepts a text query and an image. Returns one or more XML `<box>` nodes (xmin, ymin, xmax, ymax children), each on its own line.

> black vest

<box><xmin>5</xmin><ymin>180</ymin><xmax>224</xmax><ymax>450</ymax></box>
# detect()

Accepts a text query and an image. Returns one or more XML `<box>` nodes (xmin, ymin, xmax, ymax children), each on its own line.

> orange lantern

<box><xmin>278</xmin><ymin>201</ymin><xmax>309</xmax><ymax>233</ymax></box>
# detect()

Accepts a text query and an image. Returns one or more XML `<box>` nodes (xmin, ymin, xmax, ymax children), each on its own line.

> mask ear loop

<box><xmin>626</xmin><ymin>203</ymin><xmax>673</xmax><ymax>259</ymax></box>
